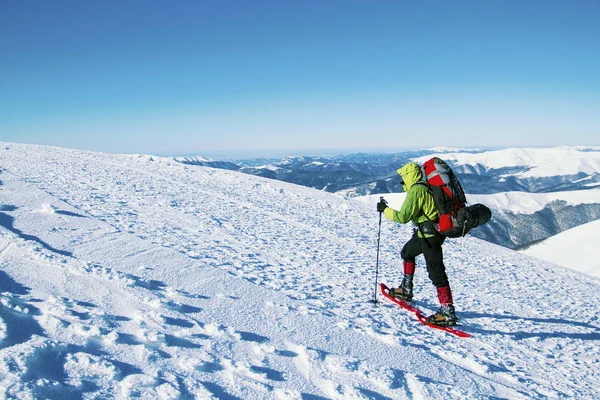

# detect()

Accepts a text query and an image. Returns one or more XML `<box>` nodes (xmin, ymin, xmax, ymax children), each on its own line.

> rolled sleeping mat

<box><xmin>457</xmin><ymin>204</ymin><xmax>492</xmax><ymax>230</ymax></box>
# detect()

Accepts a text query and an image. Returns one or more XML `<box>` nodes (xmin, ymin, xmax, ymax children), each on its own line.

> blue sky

<box><xmin>1</xmin><ymin>0</ymin><xmax>599</xmax><ymax>157</ymax></box>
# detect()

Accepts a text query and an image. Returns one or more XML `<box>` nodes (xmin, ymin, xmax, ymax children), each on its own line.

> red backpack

<box><xmin>421</xmin><ymin>157</ymin><xmax>492</xmax><ymax>237</ymax></box>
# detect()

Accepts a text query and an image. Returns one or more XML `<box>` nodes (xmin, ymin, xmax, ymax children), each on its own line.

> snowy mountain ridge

<box><xmin>468</xmin><ymin>189</ymin><xmax>600</xmax><ymax>214</ymax></box>
<box><xmin>215</xmin><ymin>146</ymin><xmax>600</xmax><ymax>194</ymax></box>
<box><xmin>417</xmin><ymin>146</ymin><xmax>600</xmax><ymax>178</ymax></box>
<box><xmin>0</xmin><ymin>142</ymin><xmax>599</xmax><ymax>399</ymax></box>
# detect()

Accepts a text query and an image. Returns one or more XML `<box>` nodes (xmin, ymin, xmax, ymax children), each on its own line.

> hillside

<box><xmin>467</xmin><ymin>190</ymin><xmax>600</xmax><ymax>250</ymax></box>
<box><xmin>520</xmin><ymin>219</ymin><xmax>600</xmax><ymax>277</ymax></box>
<box><xmin>1</xmin><ymin>143</ymin><xmax>599</xmax><ymax>399</ymax></box>
<box><xmin>415</xmin><ymin>146</ymin><xmax>600</xmax><ymax>179</ymax></box>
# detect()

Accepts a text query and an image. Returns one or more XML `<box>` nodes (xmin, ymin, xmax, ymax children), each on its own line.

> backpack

<box><xmin>420</xmin><ymin>157</ymin><xmax>492</xmax><ymax>238</ymax></box>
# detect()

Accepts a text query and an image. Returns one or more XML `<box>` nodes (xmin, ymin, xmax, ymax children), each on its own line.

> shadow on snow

<box><xmin>464</xmin><ymin>311</ymin><xmax>600</xmax><ymax>340</ymax></box>
<box><xmin>0</xmin><ymin>212</ymin><xmax>73</xmax><ymax>257</ymax></box>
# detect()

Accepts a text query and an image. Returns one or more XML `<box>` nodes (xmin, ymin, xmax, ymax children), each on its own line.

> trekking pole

<box><xmin>371</xmin><ymin>196</ymin><xmax>385</xmax><ymax>304</ymax></box>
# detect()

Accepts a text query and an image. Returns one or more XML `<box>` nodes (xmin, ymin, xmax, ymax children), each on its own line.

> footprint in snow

<box><xmin>236</xmin><ymin>330</ymin><xmax>270</xmax><ymax>344</ymax></box>
<box><xmin>38</xmin><ymin>296</ymin><xmax>130</xmax><ymax>344</ymax></box>
<box><xmin>0</xmin><ymin>271</ymin><xmax>44</xmax><ymax>349</ymax></box>
<box><xmin>6</xmin><ymin>341</ymin><xmax>124</xmax><ymax>399</ymax></box>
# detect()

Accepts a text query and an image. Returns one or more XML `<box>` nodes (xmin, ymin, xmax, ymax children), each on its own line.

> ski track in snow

<box><xmin>0</xmin><ymin>142</ymin><xmax>598</xmax><ymax>399</ymax></box>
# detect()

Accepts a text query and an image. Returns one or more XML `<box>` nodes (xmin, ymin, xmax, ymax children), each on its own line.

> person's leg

<box><xmin>421</xmin><ymin>235</ymin><xmax>448</xmax><ymax>289</ymax></box>
<box><xmin>400</xmin><ymin>231</ymin><xmax>422</xmax><ymax>262</ymax></box>
<box><xmin>422</xmin><ymin>235</ymin><xmax>457</xmax><ymax>325</ymax></box>
<box><xmin>391</xmin><ymin>232</ymin><xmax>421</xmax><ymax>300</ymax></box>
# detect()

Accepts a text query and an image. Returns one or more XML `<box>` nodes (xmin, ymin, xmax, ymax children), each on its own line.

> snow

<box><xmin>174</xmin><ymin>156</ymin><xmax>212</xmax><ymax>163</ymax></box>
<box><xmin>426</xmin><ymin>147</ymin><xmax>472</xmax><ymax>153</ymax></box>
<box><xmin>467</xmin><ymin>189</ymin><xmax>600</xmax><ymax>214</ymax></box>
<box><xmin>0</xmin><ymin>142</ymin><xmax>599</xmax><ymax>399</ymax></box>
<box><xmin>521</xmin><ymin>219</ymin><xmax>600</xmax><ymax>277</ymax></box>
<box><xmin>250</xmin><ymin>165</ymin><xmax>281</xmax><ymax>171</ymax></box>
<box><xmin>416</xmin><ymin>147</ymin><xmax>600</xmax><ymax>178</ymax></box>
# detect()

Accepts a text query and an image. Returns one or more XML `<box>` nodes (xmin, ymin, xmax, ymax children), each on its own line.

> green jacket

<box><xmin>383</xmin><ymin>163</ymin><xmax>439</xmax><ymax>237</ymax></box>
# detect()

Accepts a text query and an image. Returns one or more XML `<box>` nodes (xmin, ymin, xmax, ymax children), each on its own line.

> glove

<box><xmin>377</xmin><ymin>199</ymin><xmax>388</xmax><ymax>213</ymax></box>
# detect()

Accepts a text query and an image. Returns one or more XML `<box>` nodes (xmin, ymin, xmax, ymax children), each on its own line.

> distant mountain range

<box><xmin>175</xmin><ymin>147</ymin><xmax>600</xmax><ymax>250</ymax></box>
<box><xmin>177</xmin><ymin>149</ymin><xmax>482</xmax><ymax>194</ymax></box>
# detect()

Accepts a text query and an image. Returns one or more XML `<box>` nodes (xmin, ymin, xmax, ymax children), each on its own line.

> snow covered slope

<box><xmin>521</xmin><ymin>219</ymin><xmax>600</xmax><ymax>277</ymax></box>
<box><xmin>468</xmin><ymin>190</ymin><xmax>600</xmax><ymax>214</ymax></box>
<box><xmin>1</xmin><ymin>142</ymin><xmax>599</xmax><ymax>399</ymax></box>
<box><xmin>415</xmin><ymin>146</ymin><xmax>600</xmax><ymax>179</ymax></box>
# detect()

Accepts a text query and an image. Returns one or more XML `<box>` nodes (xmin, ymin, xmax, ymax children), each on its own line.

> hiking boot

<box><xmin>389</xmin><ymin>287</ymin><xmax>413</xmax><ymax>301</ymax></box>
<box><xmin>389</xmin><ymin>275</ymin><xmax>413</xmax><ymax>301</ymax></box>
<box><xmin>427</xmin><ymin>305</ymin><xmax>457</xmax><ymax>326</ymax></box>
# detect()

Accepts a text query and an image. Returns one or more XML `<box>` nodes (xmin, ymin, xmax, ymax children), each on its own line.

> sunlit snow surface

<box><xmin>416</xmin><ymin>146</ymin><xmax>600</xmax><ymax>178</ymax></box>
<box><xmin>521</xmin><ymin>219</ymin><xmax>600</xmax><ymax>277</ymax></box>
<box><xmin>0</xmin><ymin>143</ymin><xmax>599</xmax><ymax>399</ymax></box>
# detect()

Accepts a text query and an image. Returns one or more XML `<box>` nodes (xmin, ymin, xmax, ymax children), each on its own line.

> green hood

<box><xmin>384</xmin><ymin>161</ymin><xmax>439</xmax><ymax>235</ymax></box>
<box><xmin>397</xmin><ymin>163</ymin><xmax>423</xmax><ymax>191</ymax></box>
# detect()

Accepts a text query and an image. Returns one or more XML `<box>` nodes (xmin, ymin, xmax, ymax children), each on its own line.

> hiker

<box><xmin>376</xmin><ymin>162</ymin><xmax>457</xmax><ymax>326</ymax></box>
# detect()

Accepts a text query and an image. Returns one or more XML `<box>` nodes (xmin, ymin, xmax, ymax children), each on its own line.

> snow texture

<box><xmin>0</xmin><ymin>142</ymin><xmax>599</xmax><ymax>399</ymax></box>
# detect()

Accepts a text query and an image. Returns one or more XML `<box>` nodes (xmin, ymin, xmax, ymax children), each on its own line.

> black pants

<box><xmin>400</xmin><ymin>230</ymin><xmax>449</xmax><ymax>288</ymax></box>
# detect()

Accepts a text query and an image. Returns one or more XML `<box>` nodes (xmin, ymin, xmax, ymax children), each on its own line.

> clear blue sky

<box><xmin>1</xmin><ymin>0</ymin><xmax>599</xmax><ymax>157</ymax></box>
